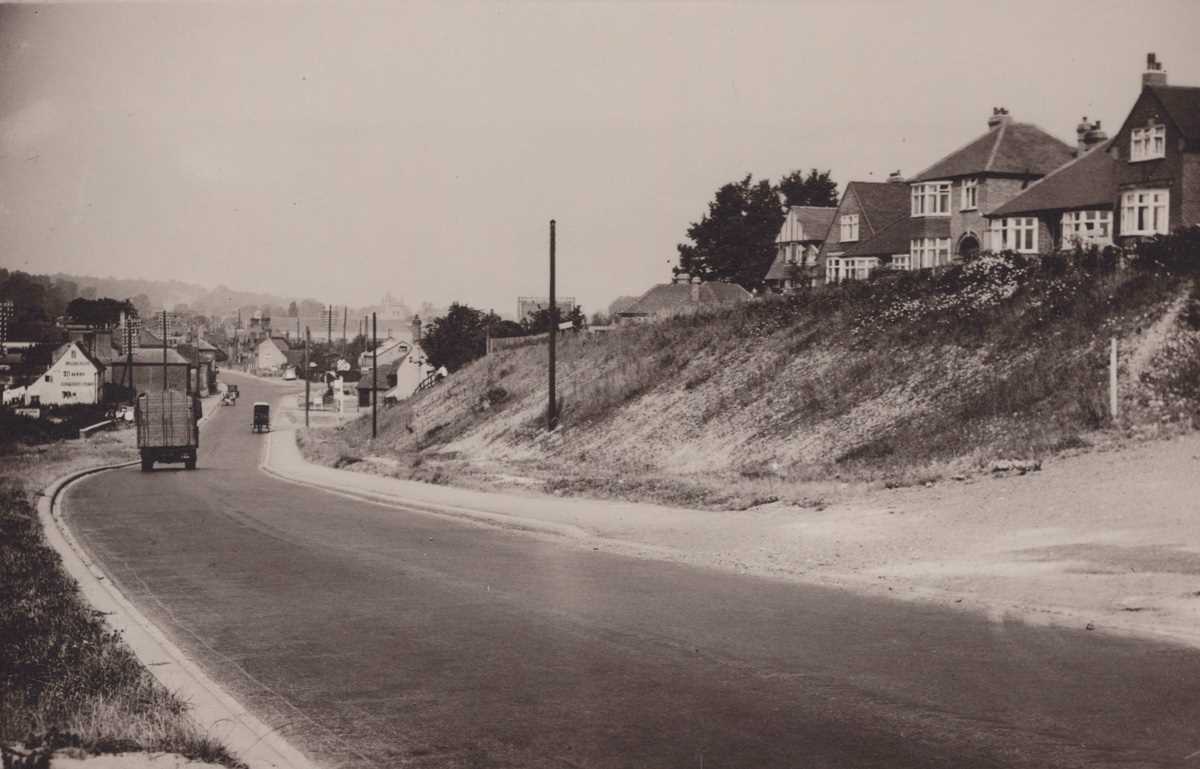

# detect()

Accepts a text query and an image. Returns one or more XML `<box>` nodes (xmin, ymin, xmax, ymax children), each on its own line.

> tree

<box><xmin>420</xmin><ymin>303</ymin><xmax>492</xmax><ymax>373</ymax></box>
<box><xmin>676</xmin><ymin>174</ymin><xmax>785</xmax><ymax>290</ymax></box>
<box><xmin>64</xmin><ymin>297</ymin><xmax>137</xmax><ymax>327</ymax></box>
<box><xmin>778</xmin><ymin>169</ymin><xmax>839</xmax><ymax>208</ymax></box>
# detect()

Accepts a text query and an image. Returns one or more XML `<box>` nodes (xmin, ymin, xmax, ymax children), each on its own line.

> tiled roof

<box><xmin>913</xmin><ymin>121</ymin><xmax>1075</xmax><ymax>181</ymax></box>
<box><xmin>620</xmin><ymin>281</ymin><xmax>752</xmax><ymax>316</ymax></box>
<box><xmin>775</xmin><ymin>206</ymin><xmax>837</xmax><ymax>244</ymax></box>
<box><xmin>51</xmin><ymin>342</ymin><xmax>104</xmax><ymax>371</ymax></box>
<box><xmin>988</xmin><ymin>139</ymin><xmax>1118</xmax><ymax>217</ymax></box>
<box><xmin>841</xmin><ymin>217</ymin><xmax>912</xmax><ymax>258</ymax></box>
<box><xmin>847</xmin><ymin>181</ymin><xmax>910</xmax><ymax>234</ymax></box>
<box><xmin>1148</xmin><ymin>85</ymin><xmax>1200</xmax><ymax>142</ymax></box>
<box><xmin>764</xmin><ymin>252</ymin><xmax>792</xmax><ymax>282</ymax></box>
<box><xmin>120</xmin><ymin>348</ymin><xmax>190</xmax><ymax>365</ymax></box>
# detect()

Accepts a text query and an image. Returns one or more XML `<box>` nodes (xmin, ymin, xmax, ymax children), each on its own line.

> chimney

<box><xmin>1143</xmin><ymin>52</ymin><xmax>1167</xmax><ymax>88</ymax></box>
<box><xmin>690</xmin><ymin>276</ymin><xmax>701</xmax><ymax>303</ymax></box>
<box><xmin>1075</xmin><ymin>117</ymin><xmax>1108</xmax><ymax>154</ymax></box>
<box><xmin>673</xmin><ymin>272</ymin><xmax>690</xmax><ymax>285</ymax></box>
<box><xmin>986</xmin><ymin>107</ymin><xmax>1011</xmax><ymax>129</ymax></box>
<box><xmin>887</xmin><ymin>170</ymin><xmax>905</xmax><ymax>184</ymax></box>
<box><xmin>411</xmin><ymin>314</ymin><xmax>422</xmax><ymax>341</ymax></box>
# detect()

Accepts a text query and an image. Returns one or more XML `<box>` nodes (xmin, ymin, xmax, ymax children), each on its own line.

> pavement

<box><xmin>57</xmin><ymin>371</ymin><xmax>1200</xmax><ymax>768</ymax></box>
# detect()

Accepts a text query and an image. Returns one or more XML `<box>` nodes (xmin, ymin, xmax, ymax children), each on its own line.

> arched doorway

<box><xmin>958</xmin><ymin>232</ymin><xmax>981</xmax><ymax>259</ymax></box>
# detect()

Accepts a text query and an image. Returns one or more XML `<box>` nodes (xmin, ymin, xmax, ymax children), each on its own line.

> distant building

<box><xmin>616</xmin><ymin>276</ymin><xmax>751</xmax><ymax>324</ymax></box>
<box><xmin>256</xmin><ymin>337</ymin><xmax>289</xmax><ymax>371</ymax></box>
<box><xmin>764</xmin><ymin>205</ymin><xmax>837</xmax><ymax>292</ymax></box>
<box><xmin>518</xmin><ymin>296</ymin><xmax>576</xmax><ymax>324</ymax></box>
<box><xmin>108</xmin><ymin>348</ymin><xmax>192</xmax><ymax>394</ymax></box>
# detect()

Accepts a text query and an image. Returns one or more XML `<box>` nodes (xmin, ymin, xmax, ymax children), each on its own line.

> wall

<box><xmin>817</xmin><ymin>187</ymin><xmax>869</xmax><ymax>283</ymax></box>
<box><xmin>1115</xmin><ymin>91</ymin><xmax>1185</xmax><ymax>231</ymax></box>
<box><xmin>24</xmin><ymin>345</ymin><xmax>101</xmax><ymax>405</ymax></box>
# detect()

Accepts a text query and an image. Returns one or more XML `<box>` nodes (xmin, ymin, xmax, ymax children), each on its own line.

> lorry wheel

<box><xmin>141</xmin><ymin>459</ymin><xmax>153</xmax><ymax>472</ymax></box>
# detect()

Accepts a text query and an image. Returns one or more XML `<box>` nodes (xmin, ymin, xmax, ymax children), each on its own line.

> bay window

<box><xmin>911</xmin><ymin>182</ymin><xmax>952</xmax><ymax>216</ymax></box>
<box><xmin>1060</xmin><ymin>210</ymin><xmax>1112</xmax><ymax>248</ymax></box>
<box><xmin>840</xmin><ymin>214</ymin><xmax>860</xmax><ymax>242</ymax></box>
<box><xmin>961</xmin><ymin>179</ymin><xmax>978</xmax><ymax>210</ymax></box>
<box><xmin>988</xmin><ymin>217</ymin><xmax>1039</xmax><ymax>253</ymax></box>
<box><xmin>909</xmin><ymin>238</ymin><xmax>952</xmax><ymax>268</ymax></box>
<box><xmin>1120</xmin><ymin>189</ymin><xmax>1169</xmax><ymax>235</ymax></box>
<box><xmin>1130</xmin><ymin>125</ymin><xmax>1166</xmax><ymax>162</ymax></box>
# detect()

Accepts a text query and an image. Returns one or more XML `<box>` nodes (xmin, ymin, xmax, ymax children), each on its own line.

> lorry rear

<box><xmin>135</xmin><ymin>390</ymin><xmax>201</xmax><ymax>471</ymax></box>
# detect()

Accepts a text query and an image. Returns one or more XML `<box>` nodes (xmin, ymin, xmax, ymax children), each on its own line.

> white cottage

<box><xmin>24</xmin><ymin>342</ymin><xmax>104</xmax><ymax>406</ymax></box>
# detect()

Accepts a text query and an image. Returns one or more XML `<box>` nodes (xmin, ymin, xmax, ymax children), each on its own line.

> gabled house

<box><xmin>818</xmin><ymin>180</ymin><xmax>910</xmax><ymax>284</ymax></box>
<box><xmin>23</xmin><ymin>341</ymin><xmax>104</xmax><ymax>406</ymax></box>
<box><xmin>1109</xmin><ymin>54</ymin><xmax>1200</xmax><ymax>244</ymax></box>
<box><xmin>616</xmin><ymin>276</ymin><xmax>752</xmax><ymax>323</ymax></box>
<box><xmin>256</xmin><ymin>336</ymin><xmax>289</xmax><ymax>371</ymax></box>
<box><xmin>907</xmin><ymin>108</ymin><xmax>1076</xmax><ymax>265</ymax></box>
<box><xmin>985</xmin><ymin>54</ymin><xmax>1200</xmax><ymax>252</ymax></box>
<box><xmin>764</xmin><ymin>205</ymin><xmax>837</xmax><ymax>291</ymax></box>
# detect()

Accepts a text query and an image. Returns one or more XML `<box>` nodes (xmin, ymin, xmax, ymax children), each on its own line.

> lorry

<box><xmin>135</xmin><ymin>389</ymin><xmax>201</xmax><ymax>471</ymax></box>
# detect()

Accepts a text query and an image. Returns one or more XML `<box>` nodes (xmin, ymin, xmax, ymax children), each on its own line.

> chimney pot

<box><xmin>987</xmin><ymin>107</ymin><xmax>1011</xmax><ymax>129</ymax></box>
<box><xmin>1143</xmin><ymin>52</ymin><xmax>1167</xmax><ymax>87</ymax></box>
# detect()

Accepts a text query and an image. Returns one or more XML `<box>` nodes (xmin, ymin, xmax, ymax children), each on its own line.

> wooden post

<box><xmin>548</xmin><ymin>219</ymin><xmax>557</xmax><ymax>431</ymax></box>
<box><xmin>372</xmin><ymin>312</ymin><xmax>378</xmax><ymax>439</ymax></box>
<box><xmin>1109</xmin><ymin>337</ymin><xmax>1119</xmax><ymax>420</ymax></box>
<box><xmin>304</xmin><ymin>326</ymin><xmax>311</xmax><ymax>428</ymax></box>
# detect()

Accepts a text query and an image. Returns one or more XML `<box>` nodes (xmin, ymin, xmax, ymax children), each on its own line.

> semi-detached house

<box><xmin>988</xmin><ymin>54</ymin><xmax>1200</xmax><ymax>250</ymax></box>
<box><xmin>818</xmin><ymin>180</ymin><xmax>910</xmax><ymax>284</ymax></box>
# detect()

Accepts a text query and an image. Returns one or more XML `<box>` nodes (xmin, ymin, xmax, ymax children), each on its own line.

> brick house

<box><xmin>818</xmin><ymin>180</ymin><xmax>910</xmax><ymax>283</ymax></box>
<box><xmin>906</xmin><ymin>108</ymin><xmax>1076</xmax><ymax>267</ymax></box>
<box><xmin>986</xmin><ymin>54</ymin><xmax>1200</xmax><ymax>251</ymax></box>
<box><xmin>763</xmin><ymin>205</ymin><xmax>837</xmax><ymax>291</ymax></box>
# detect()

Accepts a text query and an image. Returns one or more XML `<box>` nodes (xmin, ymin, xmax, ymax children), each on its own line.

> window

<box><xmin>826</xmin><ymin>258</ymin><xmax>841</xmax><ymax>284</ymax></box>
<box><xmin>840</xmin><ymin>214</ymin><xmax>860</xmax><ymax>242</ymax></box>
<box><xmin>1060</xmin><ymin>210</ymin><xmax>1113</xmax><ymax>248</ymax></box>
<box><xmin>911</xmin><ymin>182</ymin><xmax>952</xmax><ymax>216</ymax></box>
<box><xmin>1130</xmin><ymin>124</ymin><xmax>1166</xmax><ymax>161</ymax></box>
<box><xmin>892</xmin><ymin>254</ymin><xmax>912</xmax><ymax>271</ymax></box>
<box><xmin>909</xmin><ymin>238</ymin><xmax>952</xmax><ymax>268</ymax></box>
<box><xmin>1121</xmin><ymin>189</ymin><xmax>1169</xmax><ymax>235</ymax></box>
<box><xmin>961</xmin><ymin>179</ymin><xmax>978</xmax><ymax>210</ymax></box>
<box><xmin>44</xmin><ymin>374</ymin><xmax>52</xmax><ymax>383</ymax></box>
<box><xmin>988</xmin><ymin>217</ymin><xmax>1039</xmax><ymax>253</ymax></box>
<box><xmin>827</xmin><ymin>257</ymin><xmax>877</xmax><ymax>283</ymax></box>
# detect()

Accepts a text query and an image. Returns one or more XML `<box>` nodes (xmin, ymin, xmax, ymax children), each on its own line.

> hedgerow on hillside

<box><xmin>301</xmin><ymin>234</ymin><xmax>1200</xmax><ymax>509</ymax></box>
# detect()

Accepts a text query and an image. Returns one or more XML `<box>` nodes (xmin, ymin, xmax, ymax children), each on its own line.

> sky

<box><xmin>1</xmin><ymin>0</ymin><xmax>1198</xmax><ymax>318</ymax></box>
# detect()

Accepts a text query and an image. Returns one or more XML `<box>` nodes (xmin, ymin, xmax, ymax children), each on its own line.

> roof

<box><xmin>620</xmin><ymin>281</ymin><xmax>752</xmax><ymax>316</ymax></box>
<box><xmin>841</xmin><ymin>216</ymin><xmax>912</xmax><ymax>257</ymax></box>
<box><xmin>195</xmin><ymin>337</ymin><xmax>218</xmax><ymax>352</ymax></box>
<box><xmin>988</xmin><ymin>139</ymin><xmax>1118</xmax><ymax>217</ymax></box>
<box><xmin>51</xmin><ymin>341</ymin><xmax>104</xmax><ymax>371</ymax></box>
<box><xmin>116</xmin><ymin>348</ymin><xmax>191</xmax><ymax>365</ymax></box>
<box><xmin>357</xmin><ymin>362</ymin><xmax>400</xmax><ymax>389</ymax></box>
<box><xmin>913</xmin><ymin>120</ymin><xmax>1075</xmax><ymax>181</ymax></box>
<box><xmin>1147</xmin><ymin>85</ymin><xmax>1200</xmax><ymax>142</ymax></box>
<box><xmin>818</xmin><ymin>182</ymin><xmax>910</xmax><ymax>260</ymax></box>
<box><xmin>270</xmin><ymin>337</ymin><xmax>290</xmax><ymax>352</ymax></box>
<box><xmin>775</xmin><ymin>206</ymin><xmax>837</xmax><ymax>244</ymax></box>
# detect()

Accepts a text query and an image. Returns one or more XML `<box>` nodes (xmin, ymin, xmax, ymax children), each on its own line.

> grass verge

<box><xmin>0</xmin><ymin>434</ymin><xmax>244</xmax><ymax>768</ymax></box>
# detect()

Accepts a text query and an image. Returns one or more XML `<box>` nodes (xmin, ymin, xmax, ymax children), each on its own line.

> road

<box><xmin>64</xmin><ymin>375</ymin><xmax>1200</xmax><ymax>769</ymax></box>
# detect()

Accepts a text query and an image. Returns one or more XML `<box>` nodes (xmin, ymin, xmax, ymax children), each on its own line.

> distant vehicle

<box><xmin>252</xmin><ymin>402</ymin><xmax>270</xmax><ymax>433</ymax></box>
<box><xmin>227</xmin><ymin>384</ymin><xmax>239</xmax><ymax>401</ymax></box>
<box><xmin>116</xmin><ymin>405</ymin><xmax>135</xmax><ymax>422</ymax></box>
<box><xmin>283</xmin><ymin>367</ymin><xmax>297</xmax><ymax>381</ymax></box>
<box><xmin>136</xmin><ymin>390</ymin><xmax>201</xmax><ymax>471</ymax></box>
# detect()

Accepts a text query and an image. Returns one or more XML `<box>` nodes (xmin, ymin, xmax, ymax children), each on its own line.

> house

<box><xmin>107</xmin><ymin>348</ymin><xmax>193</xmax><ymax>394</ymax></box>
<box><xmin>616</xmin><ymin>276</ymin><xmax>752</xmax><ymax>323</ymax></box>
<box><xmin>904</xmin><ymin>107</ymin><xmax>1076</xmax><ymax>267</ymax></box>
<box><xmin>358</xmin><ymin>318</ymin><xmax>421</xmax><ymax>370</ymax></box>
<box><xmin>764</xmin><ymin>205</ymin><xmax>837</xmax><ymax>291</ymax></box>
<box><xmin>986</xmin><ymin>54</ymin><xmax>1200</xmax><ymax>252</ymax></box>
<box><xmin>827</xmin><ymin>216</ymin><xmax>913</xmax><ymax>283</ymax></box>
<box><xmin>22</xmin><ymin>341</ymin><xmax>104</xmax><ymax>406</ymax></box>
<box><xmin>256</xmin><ymin>336</ymin><xmax>289</xmax><ymax>371</ymax></box>
<box><xmin>819</xmin><ymin>179</ymin><xmax>910</xmax><ymax>283</ymax></box>
<box><xmin>357</xmin><ymin>362</ymin><xmax>400</xmax><ymax>407</ymax></box>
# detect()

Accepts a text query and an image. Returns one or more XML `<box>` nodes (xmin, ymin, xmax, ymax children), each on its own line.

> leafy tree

<box><xmin>489</xmin><ymin>318</ymin><xmax>526</xmax><ymax>338</ymax></box>
<box><xmin>421</xmin><ymin>302</ymin><xmax>492</xmax><ymax>372</ymax></box>
<box><xmin>64</xmin><ymin>297</ymin><xmax>137</xmax><ymax>327</ymax></box>
<box><xmin>676</xmin><ymin>174</ymin><xmax>785</xmax><ymax>290</ymax></box>
<box><xmin>778</xmin><ymin>169</ymin><xmax>839</xmax><ymax>208</ymax></box>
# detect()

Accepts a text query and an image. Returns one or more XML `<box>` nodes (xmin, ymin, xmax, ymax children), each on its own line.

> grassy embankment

<box><xmin>302</xmin><ymin>252</ymin><xmax>1200</xmax><ymax>510</ymax></box>
<box><xmin>0</xmin><ymin>428</ymin><xmax>242</xmax><ymax>768</ymax></box>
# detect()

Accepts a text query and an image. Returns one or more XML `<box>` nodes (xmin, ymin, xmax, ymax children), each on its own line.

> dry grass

<box><xmin>300</xmin><ymin>255</ymin><xmax>1200</xmax><ymax>510</ymax></box>
<box><xmin>0</xmin><ymin>434</ymin><xmax>243</xmax><ymax>768</ymax></box>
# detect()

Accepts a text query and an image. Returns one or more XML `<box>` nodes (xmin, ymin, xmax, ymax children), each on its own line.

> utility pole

<box><xmin>304</xmin><ymin>326</ymin><xmax>311</xmax><ymax>428</ymax></box>
<box><xmin>161</xmin><ymin>310</ymin><xmax>168</xmax><ymax>392</ymax></box>
<box><xmin>327</xmin><ymin>304</ymin><xmax>333</xmax><ymax>348</ymax></box>
<box><xmin>548</xmin><ymin>219</ymin><xmax>557</xmax><ymax>431</ymax></box>
<box><xmin>372</xmin><ymin>312</ymin><xmax>378</xmax><ymax>439</ymax></box>
<box><xmin>342</xmin><ymin>306</ymin><xmax>347</xmax><ymax>350</ymax></box>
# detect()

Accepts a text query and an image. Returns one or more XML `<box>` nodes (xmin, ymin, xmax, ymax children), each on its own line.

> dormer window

<box><xmin>911</xmin><ymin>182</ymin><xmax>951</xmax><ymax>216</ymax></box>
<box><xmin>1130</xmin><ymin>124</ymin><xmax>1166</xmax><ymax>161</ymax></box>
<box><xmin>839</xmin><ymin>214</ymin><xmax>859</xmax><ymax>242</ymax></box>
<box><xmin>961</xmin><ymin>179</ymin><xmax>978</xmax><ymax>211</ymax></box>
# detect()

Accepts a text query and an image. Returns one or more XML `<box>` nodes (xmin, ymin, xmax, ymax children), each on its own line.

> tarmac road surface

<box><xmin>64</xmin><ymin>375</ymin><xmax>1200</xmax><ymax>769</ymax></box>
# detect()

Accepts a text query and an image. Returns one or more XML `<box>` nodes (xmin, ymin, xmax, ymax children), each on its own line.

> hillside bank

<box><xmin>302</xmin><ymin>254</ymin><xmax>1200</xmax><ymax>510</ymax></box>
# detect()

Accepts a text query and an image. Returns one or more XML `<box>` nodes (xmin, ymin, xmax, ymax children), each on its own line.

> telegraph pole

<box><xmin>304</xmin><ymin>326</ymin><xmax>311</xmax><ymax>428</ymax></box>
<box><xmin>161</xmin><ymin>310</ymin><xmax>168</xmax><ymax>392</ymax></box>
<box><xmin>342</xmin><ymin>306</ymin><xmax>348</xmax><ymax>350</ymax></box>
<box><xmin>371</xmin><ymin>312</ymin><xmax>378</xmax><ymax>439</ymax></box>
<box><xmin>548</xmin><ymin>219</ymin><xmax>557</xmax><ymax>431</ymax></box>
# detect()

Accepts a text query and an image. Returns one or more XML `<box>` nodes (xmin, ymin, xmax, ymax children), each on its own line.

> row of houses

<box><xmin>766</xmin><ymin>53</ymin><xmax>1200</xmax><ymax>289</ymax></box>
<box><xmin>1</xmin><ymin>323</ymin><xmax>223</xmax><ymax>407</ymax></box>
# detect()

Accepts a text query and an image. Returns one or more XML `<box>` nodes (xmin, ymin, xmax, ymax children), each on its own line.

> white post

<box><xmin>1109</xmin><ymin>337</ymin><xmax>1119</xmax><ymax>420</ymax></box>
